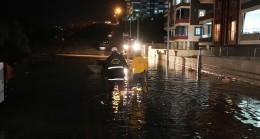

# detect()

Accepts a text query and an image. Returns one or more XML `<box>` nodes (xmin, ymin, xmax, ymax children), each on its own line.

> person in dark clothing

<box><xmin>101</xmin><ymin>47</ymin><xmax>128</xmax><ymax>93</ymax></box>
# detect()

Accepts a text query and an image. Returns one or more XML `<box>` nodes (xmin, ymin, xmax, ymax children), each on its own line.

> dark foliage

<box><xmin>0</xmin><ymin>21</ymin><xmax>30</xmax><ymax>63</ymax></box>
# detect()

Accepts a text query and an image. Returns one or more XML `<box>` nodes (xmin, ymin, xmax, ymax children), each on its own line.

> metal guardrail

<box><xmin>211</xmin><ymin>47</ymin><xmax>260</xmax><ymax>61</ymax></box>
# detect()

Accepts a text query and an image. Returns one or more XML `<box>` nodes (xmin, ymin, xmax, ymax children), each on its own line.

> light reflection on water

<box><xmin>2</xmin><ymin>57</ymin><xmax>260</xmax><ymax>138</ymax></box>
<box><xmin>235</xmin><ymin>98</ymin><xmax>260</xmax><ymax>128</ymax></box>
<box><xmin>104</xmin><ymin>57</ymin><xmax>260</xmax><ymax>138</ymax></box>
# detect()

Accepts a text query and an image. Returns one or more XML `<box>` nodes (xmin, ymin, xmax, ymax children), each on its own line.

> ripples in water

<box><xmin>85</xmin><ymin>58</ymin><xmax>260</xmax><ymax>138</ymax></box>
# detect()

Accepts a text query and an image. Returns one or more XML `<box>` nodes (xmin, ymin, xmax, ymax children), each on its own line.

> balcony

<box><xmin>170</xmin><ymin>36</ymin><xmax>188</xmax><ymax>40</ymax></box>
<box><xmin>175</xmin><ymin>36</ymin><xmax>188</xmax><ymax>40</ymax></box>
<box><xmin>176</xmin><ymin>0</ymin><xmax>190</xmax><ymax>6</ymax></box>
<box><xmin>199</xmin><ymin>37</ymin><xmax>212</xmax><ymax>42</ymax></box>
<box><xmin>175</xmin><ymin>19</ymin><xmax>189</xmax><ymax>24</ymax></box>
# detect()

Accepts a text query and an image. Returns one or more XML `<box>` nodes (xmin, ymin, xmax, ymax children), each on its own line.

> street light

<box><xmin>114</xmin><ymin>7</ymin><xmax>122</xmax><ymax>24</ymax></box>
<box><xmin>115</xmin><ymin>7</ymin><xmax>121</xmax><ymax>15</ymax></box>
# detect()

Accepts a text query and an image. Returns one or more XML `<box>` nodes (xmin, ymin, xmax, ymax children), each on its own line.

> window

<box><xmin>230</xmin><ymin>21</ymin><xmax>236</xmax><ymax>41</ymax></box>
<box><xmin>176</xmin><ymin>0</ymin><xmax>190</xmax><ymax>4</ymax></box>
<box><xmin>202</xmin><ymin>22</ymin><xmax>212</xmax><ymax>38</ymax></box>
<box><xmin>195</xmin><ymin>27</ymin><xmax>201</xmax><ymax>36</ymax></box>
<box><xmin>176</xmin><ymin>0</ymin><xmax>181</xmax><ymax>5</ymax></box>
<box><xmin>154</xmin><ymin>10</ymin><xmax>158</xmax><ymax>14</ymax></box>
<box><xmin>198</xmin><ymin>9</ymin><xmax>206</xmax><ymax>17</ymax></box>
<box><xmin>158</xmin><ymin>10</ymin><xmax>164</xmax><ymax>13</ymax></box>
<box><xmin>215</xmin><ymin>24</ymin><xmax>221</xmax><ymax>42</ymax></box>
<box><xmin>176</xmin><ymin>9</ymin><xmax>190</xmax><ymax>19</ymax></box>
<box><xmin>242</xmin><ymin>9</ymin><xmax>260</xmax><ymax>34</ymax></box>
<box><xmin>175</xmin><ymin>26</ymin><xmax>188</xmax><ymax>36</ymax></box>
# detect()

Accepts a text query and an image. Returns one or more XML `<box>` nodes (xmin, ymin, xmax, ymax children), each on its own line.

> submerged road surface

<box><xmin>0</xmin><ymin>56</ymin><xmax>260</xmax><ymax>139</ymax></box>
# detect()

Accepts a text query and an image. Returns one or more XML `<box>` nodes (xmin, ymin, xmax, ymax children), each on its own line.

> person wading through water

<box><xmin>101</xmin><ymin>47</ymin><xmax>128</xmax><ymax>97</ymax></box>
<box><xmin>130</xmin><ymin>50</ymin><xmax>148</xmax><ymax>93</ymax></box>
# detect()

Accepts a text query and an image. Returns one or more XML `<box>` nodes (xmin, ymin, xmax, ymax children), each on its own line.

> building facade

<box><xmin>165</xmin><ymin>0</ymin><xmax>260</xmax><ymax>50</ymax></box>
<box><xmin>165</xmin><ymin>0</ymin><xmax>210</xmax><ymax>50</ymax></box>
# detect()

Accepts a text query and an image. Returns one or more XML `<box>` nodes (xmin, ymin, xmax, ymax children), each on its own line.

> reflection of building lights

<box><xmin>234</xmin><ymin>99</ymin><xmax>260</xmax><ymax>128</ymax></box>
<box><xmin>124</xmin><ymin>68</ymin><xmax>128</xmax><ymax>80</ymax></box>
<box><xmin>112</xmin><ymin>90</ymin><xmax>120</xmax><ymax>113</ymax></box>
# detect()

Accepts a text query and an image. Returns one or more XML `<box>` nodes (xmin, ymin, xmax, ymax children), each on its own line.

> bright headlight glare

<box><xmin>123</xmin><ymin>44</ymin><xmax>129</xmax><ymax>49</ymax></box>
<box><xmin>133</xmin><ymin>42</ymin><xmax>140</xmax><ymax>51</ymax></box>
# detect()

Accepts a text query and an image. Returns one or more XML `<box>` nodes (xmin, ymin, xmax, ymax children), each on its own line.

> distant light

<box><xmin>105</xmin><ymin>21</ymin><xmax>111</xmax><ymax>24</ymax></box>
<box><xmin>123</xmin><ymin>44</ymin><xmax>129</xmax><ymax>50</ymax></box>
<box><xmin>115</xmin><ymin>7</ymin><xmax>121</xmax><ymax>15</ymax></box>
<box><xmin>124</xmin><ymin>68</ymin><xmax>128</xmax><ymax>80</ymax></box>
<box><xmin>133</xmin><ymin>41</ymin><xmax>140</xmax><ymax>51</ymax></box>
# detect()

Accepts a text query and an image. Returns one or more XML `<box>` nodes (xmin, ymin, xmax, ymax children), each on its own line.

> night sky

<box><xmin>0</xmin><ymin>0</ymin><xmax>125</xmax><ymax>25</ymax></box>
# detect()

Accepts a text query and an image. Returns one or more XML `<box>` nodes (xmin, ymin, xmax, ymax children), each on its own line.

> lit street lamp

<box><xmin>114</xmin><ymin>7</ymin><xmax>122</xmax><ymax>24</ymax></box>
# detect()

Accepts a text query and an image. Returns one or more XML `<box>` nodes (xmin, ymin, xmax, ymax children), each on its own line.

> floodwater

<box><xmin>0</xmin><ymin>56</ymin><xmax>260</xmax><ymax>139</ymax></box>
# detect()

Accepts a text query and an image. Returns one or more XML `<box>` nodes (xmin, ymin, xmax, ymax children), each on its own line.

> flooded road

<box><xmin>0</xmin><ymin>56</ymin><xmax>260</xmax><ymax>139</ymax></box>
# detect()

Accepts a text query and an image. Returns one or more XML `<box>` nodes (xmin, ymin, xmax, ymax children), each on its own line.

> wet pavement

<box><xmin>0</xmin><ymin>56</ymin><xmax>260</xmax><ymax>139</ymax></box>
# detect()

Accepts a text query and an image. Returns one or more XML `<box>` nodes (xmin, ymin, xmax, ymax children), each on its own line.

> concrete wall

<box><xmin>147</xmin><ymin>47</ymin><xmax>260</xmax><ymax>86</ymax></box>
<box><xmin>201</xmin><ymin>57</ymin><xmax>260</xmax><ymax>85</ymax></box>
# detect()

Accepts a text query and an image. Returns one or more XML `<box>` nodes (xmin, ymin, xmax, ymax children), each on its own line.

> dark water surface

<box><xmin>0</xmin><ymin>56</ymin><xmax>260</xmax><ymax>139</ymax></box>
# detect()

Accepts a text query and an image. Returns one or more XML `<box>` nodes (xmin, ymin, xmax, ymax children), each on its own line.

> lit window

<box><xmin>201</xmin><ymin>22</ymin><xmax>212</xmax><ymax>38</ymax></box>
<box><xmin>230</xmin><ymin>21</ymin><xmax>236</xmax><ymax>41</ymax></box>
<box><xmin>199</xmin><ymin>10</ymin><xmax>206</xmax><ymax>17</ymax></box>
<box><xmin>242</xmin><ymin>9</ymin><xmax>260</xmax><ymax>34</ymax></box>
<box><xmin>195</xmin><ymin>27</ymin><xmax>201</xmax><ymax>36</ymax></box>
<box><xmin>158</xmin><ymin>10</ymin><xmax>164</xmax><ymax>13</ymax></box>
<box><xmin>215</xmin><ymin>24</ymin><xmax>221</xmax><ymax>42</ymax></box>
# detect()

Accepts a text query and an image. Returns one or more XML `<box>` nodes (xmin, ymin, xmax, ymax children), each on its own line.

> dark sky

<box><xmin>1</xmin><ymin>0</ymin><xmax>125</xmax><ymax>25</ymax></box>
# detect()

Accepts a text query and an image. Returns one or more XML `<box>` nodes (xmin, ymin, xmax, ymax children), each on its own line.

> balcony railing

<box><xmin>241</xmin><ymin>33</ymin><xmax>260</xmax><ymax>41</ymax></box>
<box><xmin>199</xmin><ymin>37</ymin><xmax>212</xmax><ymax>42</ymax></box>
<box><xmin>242</xmin><ymin>28</ymin><xmax>260</xmax><ymax>34</ymax></box>
<box><xmin>202</xmin><ymin>34</ymin><xmax>212</xmax><ymax>38</ymax></box>
<box><xmin>176</xmin><ymin>0</ymin><xmax>190</xmax><ymax>5</ymax></box>
<box><xmin>172</xmin><ymin>36</ymin><xmax>188</xmax><ymax>40</ymax></box>
<box><xmin>176</xmin><ymin>1</ymin><xmax>190</xmax><ymax>8</ymax></box>
<box><xmin>175</xmin><ymin>19</ymin><xmax>189</xmax><ymax>24</ymax></box>
<box><xmin>212</xmin><ymin>46</ymin><xmax>260</xmax><ymax>59</ymax></box>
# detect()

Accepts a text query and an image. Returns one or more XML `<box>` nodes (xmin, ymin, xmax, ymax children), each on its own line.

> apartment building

<box><xmin>199</xmin><ymin>0</ymin><xmax>260</xmax><ymax>48</ymax></box>
<box><xmin>125</xmin><ymin>0</ymin><xmax>166</xmax><ymax>20</ymax></box>
<box><xmin>165</xmin><ymin>0</ymin><xmax>260</xmax><ymax>51</ymax></box>
<box><xmin>165</xmin><ymin>0</ymin><xmax>213</xmax><ymax>50</ymax></box>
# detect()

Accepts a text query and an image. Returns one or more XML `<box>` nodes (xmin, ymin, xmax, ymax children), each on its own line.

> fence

<box><xmin>211</xmin><ymin>47</ymin><xmax>260</xmax><ymax>61</ymax></box>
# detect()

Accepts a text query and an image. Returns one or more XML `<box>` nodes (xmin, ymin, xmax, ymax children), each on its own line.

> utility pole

<box><xmin>130</xmin><ymin>15</ymin><xmax>132</xmax><ymax>38</ymax></box>
<box><xmin>137</xmin><ymin>16</ymin><xmax>139</xmax><ymax>41</ymax></box>
<box><xmin>129</xmin><ymin>0</ymin><xmax>132</xmax><ymax>38</ymax></box>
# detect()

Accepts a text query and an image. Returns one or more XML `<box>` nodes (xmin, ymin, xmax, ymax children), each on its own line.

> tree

<box><xmin>0</xmin><ymin>21</ymin><xmax>30</xmax><ymax>62</ymax></box>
